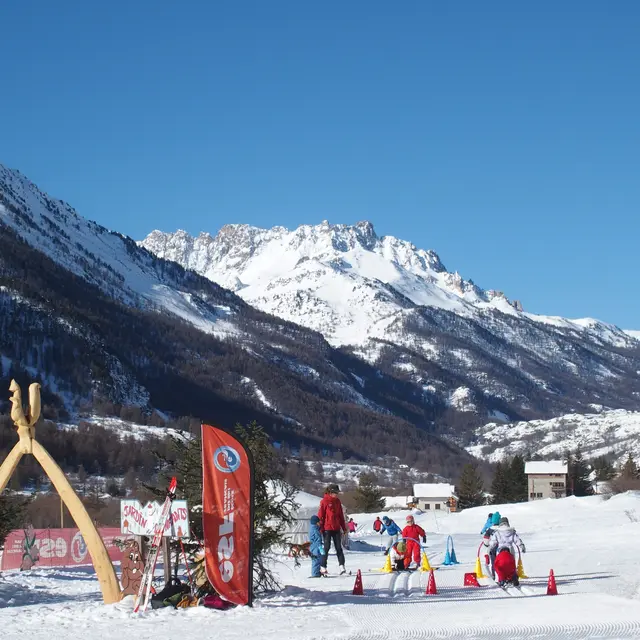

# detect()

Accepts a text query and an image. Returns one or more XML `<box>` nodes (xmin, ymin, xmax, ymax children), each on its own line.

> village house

<box><xmin>524</xmin><ymin>460</ymin><xmax>568</xmax><ymax>500</ymax></box>
<box><xmin>411</xmin><ymin>483</ymin><xmax>457</xmax><ymax>512</ymax></box>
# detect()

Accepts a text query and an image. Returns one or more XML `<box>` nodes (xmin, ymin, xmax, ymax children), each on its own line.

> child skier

<box><xmin>379</xmin><ymin>516</ymin><xmax>402</xmax><ymax>554</ymax></box>
<box><xmin>481</xmin><ymin>513</ymin><xmax>494</xmax><ymax>535</ymax></box>
<box><xmin>373</xmin><ymin>517</ymin><xmax>383</xmax><ymax>533</ymax></box>
<box><xmin>489</xmin><ymin>516</ymin><xmax>526</xmax><ymax>587</ymax></box>
<box><xmin>309</xmin><ymin>515</ymin><xmax>324</xmax><ymax>577</ymax></box>
<box><xmin>347</xmin><ymin>518</ymin><xmax>357</xmax><ymax>534</ymax></box>
<box><xmin>401</xmin><ymin>515</ymin><xmax>426</xmax><ymax>569</ymax></box>
<box><xmin>389</xmin><ymin>540</ymin><xmax>410</xmax><ymax>571</ymax></box>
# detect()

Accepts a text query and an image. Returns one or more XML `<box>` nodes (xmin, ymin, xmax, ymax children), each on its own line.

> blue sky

<box><xmin>0</xmin><ymin>1</ymin><xmax>638</xmax><ymax>328</ymax></box>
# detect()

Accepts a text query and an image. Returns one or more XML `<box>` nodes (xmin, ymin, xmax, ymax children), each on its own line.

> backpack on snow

<box><xmin>150</xmin><ymin>577</ymin><xmax>190</xmax><ymax>609</ymax></box>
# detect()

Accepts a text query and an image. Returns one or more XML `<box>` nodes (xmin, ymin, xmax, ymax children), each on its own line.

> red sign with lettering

<box><xmin>0</xmin><ymin>527</ymin><xmax>132</xmax><ymax>571</ymax></box>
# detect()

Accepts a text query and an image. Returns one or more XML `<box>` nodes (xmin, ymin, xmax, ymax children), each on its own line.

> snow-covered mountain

<box><xmin>141</xmin><ymin>222</ymin><xmax>527</xmax><ymax>346</ymax></box>
<box><xmin>467</xmin><ymin>408</ymin><xmax>640</xmax><ymax>465</ymax></box>
<box><xmin>141</xmin><ymin>222</ymin><xmax>640</xmax><ymax>422</ymax></box>
<box><xmin>0</xmin><ymin>163</ymin><xmax>484</xmax><ymax>473</ymax></box>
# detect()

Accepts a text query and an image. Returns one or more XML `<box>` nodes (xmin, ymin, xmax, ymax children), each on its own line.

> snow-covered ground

<box><xmin>302</xmin><ymin>461</ymin><xmax>445</xmax><ymax>488</ymax></box>
<box><xmin>3</xmin><ymin>493</ymin><xmax>640</xmax><ymax>639</ymax></box>
<box><xmin>468</xmin><ymin>408</ymin><xmax>640</xmax><ymax>463</ymax></box>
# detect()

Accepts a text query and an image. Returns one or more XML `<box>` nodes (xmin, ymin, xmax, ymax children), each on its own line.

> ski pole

<box><xmin>180</xmin><ymin>538</ymin><xmax>195</xmax><ymax>593</ymax></box>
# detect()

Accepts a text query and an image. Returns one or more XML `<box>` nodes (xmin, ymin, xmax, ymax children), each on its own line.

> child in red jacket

<box><xmin>401</xmin><ymin>515</ymin><xmax>426</xmax><ymax>568</ymax></box>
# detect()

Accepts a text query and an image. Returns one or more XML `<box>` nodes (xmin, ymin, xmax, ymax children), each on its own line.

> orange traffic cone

<box><xmin>547</xmin><ymin>569</ymin><xmax>558</xmax><ymax>596</ymax></box>
<box><xmin>464</xmin><ymin>572</ymin><xmax>480</xmax><ymax>587</ymax></box>
<box><xmin>425</xmin><ymin>568</ymin><xmax>437</xmax><ymax>595</ymax></box>
<box><xmin>352</xmin><ymin>569</ymin><xmax>364</xmax><ymax>596</ymax></box>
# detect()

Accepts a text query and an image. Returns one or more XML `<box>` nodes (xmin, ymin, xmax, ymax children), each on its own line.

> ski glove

<box><xmin>520</xmin><ymin>544</ymin><xmax>526</xmax><ymax>553</ymax></box>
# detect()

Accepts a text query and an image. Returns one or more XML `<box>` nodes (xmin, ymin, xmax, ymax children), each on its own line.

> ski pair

<box><xmin>133</xmin><ymin>476</ymin><xmax>177</xmax><ymax>613</ymax></box>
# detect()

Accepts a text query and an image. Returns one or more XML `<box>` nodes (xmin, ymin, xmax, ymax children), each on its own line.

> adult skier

<box><xmin>401</xmin><ymin>514</ymin><xmax>426</xmax><ymax>569</ymax></box>
<box><xmin>489</xmin><ymin>516</ymin><xmax>526</xmax><ymax>586</ymax></box>
<box><xmin>373</xmin><ymin>516</ymin><xmax>383</xmax><ymax>533</ymax></box>
<box><xmin>317</xmin><ymin>484</ymin><xmax>348</xmax><ymax>575</ymax></box>
<box><xmin>379</xmin><ymin>516</ymin><xmax>402</xmax><ymax>554</ymax></box>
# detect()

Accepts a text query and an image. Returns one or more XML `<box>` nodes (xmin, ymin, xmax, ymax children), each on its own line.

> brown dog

<box><xmin>288</xmin><ymin>541</ymin><xmax>311</xmax><ymax>566</ymax></box>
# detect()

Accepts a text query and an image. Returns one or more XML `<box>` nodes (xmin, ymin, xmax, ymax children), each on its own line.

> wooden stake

<box><xmin>162</xmin><ymin>536</ymin><xmax>171</xmax><ymax>585</ymax></box>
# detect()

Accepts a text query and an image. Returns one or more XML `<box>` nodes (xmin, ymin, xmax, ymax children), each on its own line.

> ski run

<box><xmin>3</xmin><ymin>492</ymin><xmax>640</xmax><ymax>639</ymax></box>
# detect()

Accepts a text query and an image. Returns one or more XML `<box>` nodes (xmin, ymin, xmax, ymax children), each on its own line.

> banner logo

<box><xmin>71</xmin><ymin>531</ymin><xmax>88</xmax><ymax>563</ymax></box>
<box><xmin>213</xmin><ymin>446</ymin><xmax>241</xmax><ymax>473</ymax></box>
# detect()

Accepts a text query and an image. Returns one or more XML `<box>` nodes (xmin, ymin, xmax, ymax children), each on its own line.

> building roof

<box><xmin>524</xmin><ymin>461</ymin><xmax>568</xmax><ymax>475</ymax></box>
<box><xmin>382</xmin><ymin>496</ymin><xmax>412</xmax><ymax>509</ymax></box>
<box><xmin>412</xmin><ymin>483</ymin><xmax>455</xmax><ymax>498</ymax></box>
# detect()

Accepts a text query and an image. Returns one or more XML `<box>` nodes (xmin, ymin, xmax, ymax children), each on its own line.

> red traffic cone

<box><xmin>425</xmin><ymin>568</ymin><xmax>437</xmax><ymax>595</ymax></box>
<box><xmin>352</xmin><ymin>569</ymin><xmax>364</xmax><ymax>595</ymax></box>
<box><xmin>464</xmin><ymin>572</ymin><xmax>480</xmax><ymax>587</ymax></box>
<box><xmin>547</xmin><ymin>569</ymin><xmax>558</xmax><ymax>596</ymax></box>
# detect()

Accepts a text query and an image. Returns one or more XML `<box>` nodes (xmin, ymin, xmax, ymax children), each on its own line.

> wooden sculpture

<box><xmin>0</xmin><ymin>380</ymin><xmax>122</xmax><ymax>604</ymax></box>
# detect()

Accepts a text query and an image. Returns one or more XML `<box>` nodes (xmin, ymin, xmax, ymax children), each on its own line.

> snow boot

<box><xmin>339</xmin><ymin>565</ymin><xmax>347</xmax><ymax>575</ymax></box>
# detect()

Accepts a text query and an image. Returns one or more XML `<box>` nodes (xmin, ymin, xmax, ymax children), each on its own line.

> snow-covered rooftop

<box><xmin>524</xmin><ymin>461</ymin><xmax>568</xmax><ymax>475</ymax></box>
<box><xmin>382</xmin><ymin>495</ymin><xmax>411</xmax><ymax>509</ymax></box>
<box><xmin>412</xmin><ymin>483</ymin><xmax>455</xmax><ymax>498</ymax></box>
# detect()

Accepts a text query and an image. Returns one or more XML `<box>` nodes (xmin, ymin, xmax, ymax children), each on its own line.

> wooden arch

<box><xmin>0</xmin><ymin>380</ymin><xmax>122</xmax><ymax>604</ymax></box>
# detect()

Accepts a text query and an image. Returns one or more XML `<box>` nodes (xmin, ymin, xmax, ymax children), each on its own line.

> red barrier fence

<box><xmin>0</xmin><ymin>527</ymin><xmax>133</xmax><ymax>571</ymax></box>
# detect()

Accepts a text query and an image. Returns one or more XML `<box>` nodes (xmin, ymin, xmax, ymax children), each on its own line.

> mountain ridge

<box><xmin>141</xmin><ymin>222</ymin><xmax>640</xmax><ymax>424</ymax></box>
<box><xmin>0</xmin><ymin>162</ymin><xmax>478</xmax><ymax>477</ymax></box>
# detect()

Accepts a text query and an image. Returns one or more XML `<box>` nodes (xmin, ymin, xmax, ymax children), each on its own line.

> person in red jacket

<box><xmin>401</xmin><ymin>514</ymin><xmax>426</xmax><ymax>568</ymax></box>
<box><xmin>317</xmin><ymin>484</ymin><xmax>347</xmax><ymax>575</ymax></box>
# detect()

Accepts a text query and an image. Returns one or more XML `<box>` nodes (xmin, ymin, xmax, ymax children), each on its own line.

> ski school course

<box><xmin>3</xmin><ymin>492</ymin><xmax>640</xmax><ymax>639</ymax></box>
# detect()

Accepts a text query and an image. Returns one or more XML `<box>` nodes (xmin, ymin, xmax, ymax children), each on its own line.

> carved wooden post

<box><xmin>0</xmin><ymin>380</ymin><xmax>122</xmax><ymax>604</ymax></box>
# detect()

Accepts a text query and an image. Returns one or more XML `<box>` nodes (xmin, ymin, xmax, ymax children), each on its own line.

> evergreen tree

<box><xmin>154</xmin><ymin>421</ymin><xmax>298</xmax><ymax>594</ymax></box>
<box><xmin>457</xmin><ymin>463</ymin><xmax>485</xmax><ymax>510</ymax></box>
<box><xmin>620</xmin><ymin>453</ymin><xmax>639</xmax><ymax>480</ymax></box>
<box><xmin>592</xmin><ymin>456</ymin><xmax>616</xmax><ymax>482</ymax></box>
<box><xmin>568</xmin><ymin>447</ymin><xmax>593</xmax><ymax>497</ymax></box>
<box><xmin>353</xmin><ymin>472</ymin><xmax>385</xmax><ymax>512</ymax></box>
<box><xmin>490</xmin><ymin>461</ymin><xmax>510</xmax><ymax>504</ymax></box>
<box><xmin>509</xmin><ymin>455</ymin><xmax>528</xmax><ymax>503</ymax></box>
<box><xmin>0</xmin><ymin>492</ymin><xmax>31</xmax><ymax>548</ymax></box>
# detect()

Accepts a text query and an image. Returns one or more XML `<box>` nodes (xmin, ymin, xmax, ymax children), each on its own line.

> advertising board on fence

<box><xmin>120</xmin><ymin>499</ymin><xmax>190</xmax><ymax>538</ymax></box>
<box><xmin>0</xmin><ymin>527</ymin><xmax>131</xmax><ymax>571</ymax></box>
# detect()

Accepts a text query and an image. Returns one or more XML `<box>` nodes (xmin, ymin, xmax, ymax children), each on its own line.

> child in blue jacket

<box><xmin>481</xmin><ymin>513</ymin><xmax>494</xmax><ymax>535</ymax></box>
<box><xmin>309</xmin><ymin>515</ymin><xmax>324</xmax><ymax>577</ymax></box>
<box><xmin>379</xmin><ymin>516</ymin><xmax>402</xmax><ymax>554</ymax></box>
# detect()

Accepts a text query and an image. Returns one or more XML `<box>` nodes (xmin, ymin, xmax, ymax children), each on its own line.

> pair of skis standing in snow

<box><xmin>481</xmin><ymin>512</ymin><xmax>526</xmax><ymax>588</ymax></box>
<box><xmin>133</xmin><ymin>477</ymin><xmax>180</xmax><ymax>613</ymax></box>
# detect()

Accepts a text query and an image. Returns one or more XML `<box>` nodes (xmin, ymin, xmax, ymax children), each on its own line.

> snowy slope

<box><xmin>467</xmin><ymin>408</ymin><xmax>640</xmax><ymax>464</ymax></box>
<box><xmin>141</xmin><ymin>222</ymin><xmax>633</xmax><ymax>348</ymax></box>
<box><xmin>3</xmin><ymin>163</ymin><xmax>492</xmax><ymax>473</ymax></box>
<box><xmin>141</xmin><ymin>222</ymin><xmax>523</xmax><ymax>345</ymax></box>
<box><xmin>4</xmin><ymin>492</ymin><xmax>640</xmax><ymax>639</ymax></box>
<box><xmin>0</xmin><ymin>165</ymin><xmax>242</xmax><ymax>339</ymax></box>
<box><xmin>141</xmin><ymin>222</ymin><xmax>640</xmax><ymax>421</ymax></box>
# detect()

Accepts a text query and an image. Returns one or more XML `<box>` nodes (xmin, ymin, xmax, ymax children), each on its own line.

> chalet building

<box><xmin>411</xmin><ymin>483</ymin><xmax>457</xmax><ymax>512</ymax></box>
<box><xmin>524</xmin><ymin>461</ymin><xmax>568</xmax><ymax>500</ymax></box>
